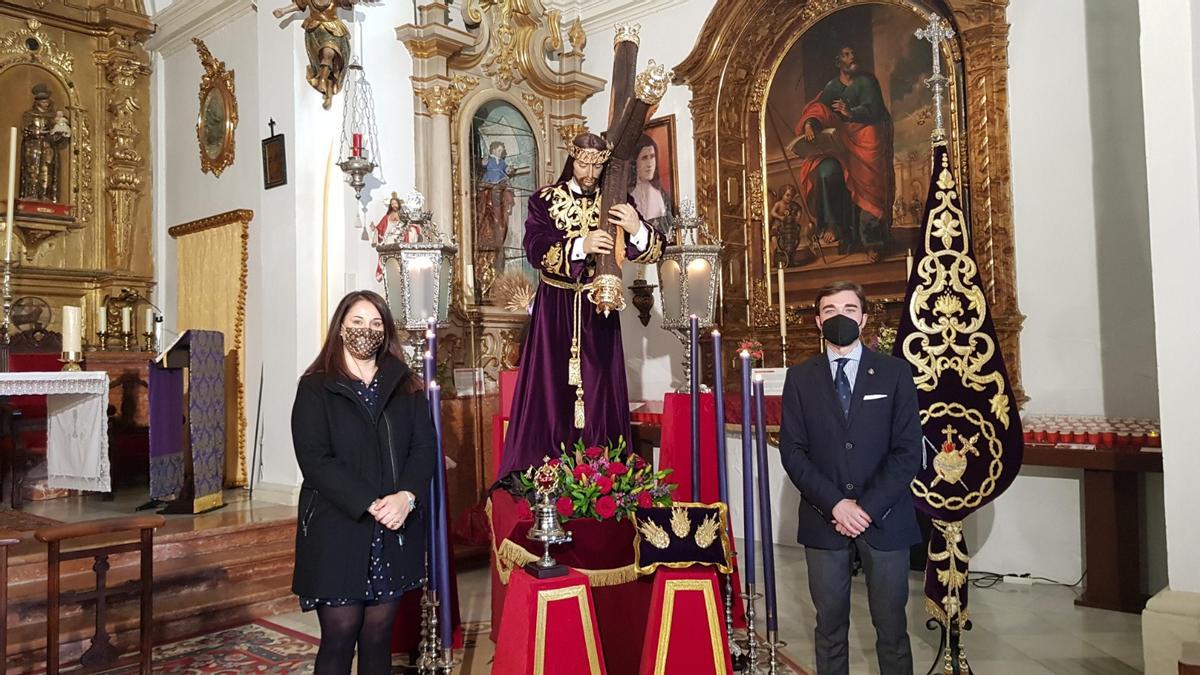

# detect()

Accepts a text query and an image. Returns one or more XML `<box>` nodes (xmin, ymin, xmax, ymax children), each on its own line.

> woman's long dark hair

<box><xmin>304</xmin><ymin>290</ymin><xmax>421</xmax><ymax>392</ymax></box>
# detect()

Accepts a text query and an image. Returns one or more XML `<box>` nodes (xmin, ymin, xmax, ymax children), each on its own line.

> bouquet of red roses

<box><xmin>515</xmin><ymin>437</ymin><xmax>675</xmax><ymax>522</ymax></box>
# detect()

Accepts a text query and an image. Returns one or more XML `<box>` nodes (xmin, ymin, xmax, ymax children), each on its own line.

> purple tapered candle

<box><xmin>429</xmin><ymin>382</ymin><xmax>453</xmax><ymax>649</ymax></box>
<box><xmin>423</xmin><ymin>349</ymin><xmax>435</xmax><ymax>394</ymax></box>
<box><xmin>426</xmin><ymin>328</ymin><xmax>437</xmax><ymax>386</ymax></box>
<box><xmin>739</xmin><ymin>350</ymin><xmax>755</xmax><ymax>588</ymax></box>
<box><xmin>711</xmin><ymin>330</ymin><xmax>728</xmax><ymax>505</ymax></box>
<box><xmin>689</xmin><ymin>315</ymin><xmax>700</xmax><ymax>501</ymax></box>
<box><xmin>753</xmin><ymin>376</ymin><xmax>778</xmax><ymax>632</ymax></box>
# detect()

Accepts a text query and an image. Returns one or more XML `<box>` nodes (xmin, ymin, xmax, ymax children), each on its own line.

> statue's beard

<box><xmin>576</xmin><ymin>177</ymin><xmax>597</xmax><ymax>194</ymax></box>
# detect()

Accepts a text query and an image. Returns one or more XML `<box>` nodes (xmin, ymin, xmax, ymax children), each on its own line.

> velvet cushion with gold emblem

<box><xmin>633</xmin><ymin>503</ymin><xmax>731</xmax><ymax>575</ymax></box>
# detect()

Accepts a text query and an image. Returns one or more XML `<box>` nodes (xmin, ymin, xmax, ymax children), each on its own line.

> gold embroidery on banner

<box><xmin>693</xmin><ymin>513</ymin><xmax>721</xmax><ymax>549</ymax></box>
<box><xmin>910</xmin><ymin>402</ymin><xmax>1004</xmax><ymax>511</ymax></box>
<box><xmin>926</xmin><ymin>519</ymin><xmax>970</xmax><ymax>625</ymax></box>
<box><xmin>900</xmin><ymin>151</ymin><xmax>1012</xmax><ymax>429</ymax></box>
<box><xmin>638</xmin><ymin>518</ymin><xmax>670</xmax><ymax>550</ymax></box>
<box><xmin>669</xmin><ymin>507</ymin><xmax>691</xmax><ymax>538</ymax></box>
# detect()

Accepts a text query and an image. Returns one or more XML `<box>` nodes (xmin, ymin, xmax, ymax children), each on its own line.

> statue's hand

<box><xmin>608</xmin><ymin>204</ymin><xmax>641</xmax><ymax>235</ymax></box>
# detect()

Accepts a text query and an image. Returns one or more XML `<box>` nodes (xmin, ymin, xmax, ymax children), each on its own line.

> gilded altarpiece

<box><xmin>675</xmin><ymin>0</ymin><xmax>1025</xmax><ymax>402</ymax></box>
<box><xmin>0</xmin><ymin>1</ymin><xmax>154</xmax><ymax>341</ymax></box>
<box><xmin>398</xmin><ymin>1</ymin><xmax>604</xmax><ymax>518</ymax></box>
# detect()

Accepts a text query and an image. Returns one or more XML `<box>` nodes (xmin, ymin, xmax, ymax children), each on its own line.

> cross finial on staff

<box><xmin>915</xmin><ymin>12</ymin><xmax>955</xmax><ymax>143</ymax></box>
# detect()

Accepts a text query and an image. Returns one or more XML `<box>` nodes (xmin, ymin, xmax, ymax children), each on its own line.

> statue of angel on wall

<box><xmin>272</xmin><ymin>0</ymin><xmax>357</xmax><ymax>109</ymax></box>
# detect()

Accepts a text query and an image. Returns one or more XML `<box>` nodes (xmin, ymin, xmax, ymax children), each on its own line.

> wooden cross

<box><xmin>588</xmin><ymin>24</ymin><xmax>672</xmax><ymax>316</ymax></box>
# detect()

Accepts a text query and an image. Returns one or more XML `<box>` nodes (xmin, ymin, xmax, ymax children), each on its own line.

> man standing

<box><xmin>778</xmin><ymin>281</ymin><xmax>921</xmax><ymax>675</ymax></box>
<box><xmin>496</xmin><ymin>133</ymin><xmax>665</xmax><ymax>478</ymax></box>
<box><xmin>794</xmin><ymin>47</ymin><xmax>894</xmax><ymax>259</ymax></box>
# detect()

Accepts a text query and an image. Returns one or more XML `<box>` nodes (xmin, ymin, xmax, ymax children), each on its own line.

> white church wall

<box><xmin>150</xmin><ymin>0</ymin><xmax>410</xmax><ymax>500</ymax></box>
<box><xmin>151</xmin><ymin>3</ymin><xmax>265</xmax><ymax>485</ymax></box>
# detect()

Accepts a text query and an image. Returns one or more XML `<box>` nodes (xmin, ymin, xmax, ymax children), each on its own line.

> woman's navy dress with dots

<box><xmin>299</xmin><ymin>376</ymin><xmax>423</xmax><ymax>611</ymax></box>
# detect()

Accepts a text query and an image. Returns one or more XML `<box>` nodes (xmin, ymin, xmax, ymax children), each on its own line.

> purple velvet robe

<box><xmin>498</xmin><ymin>181</ymin><xmax>666</xmax><ymax>477</ymax></box>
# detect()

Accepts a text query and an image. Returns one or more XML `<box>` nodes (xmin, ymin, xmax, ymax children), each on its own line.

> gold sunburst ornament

<box><xmin>693</xmin><ymin>513</ymin><xmax>721</xmax><ymax>549</ymax></box>
<box><xmin>639</xmin><ymin>518</ymin><xmax>670</xmax><ymax>550</ymax></box>
<box><xmin>669</xmin><ymin>506</ymin><xmax>691</xmax><ymax>538</ymax></box>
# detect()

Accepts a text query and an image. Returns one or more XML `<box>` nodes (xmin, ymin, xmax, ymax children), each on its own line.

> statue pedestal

<box><xmin>0</xmin><ymin>205</ymin><xmax>77</xmax><ymax>261</ymax></box>
<box><xmin>493</xmin><ymin>568</ymin><xmax>607</xmax><ymax>675</ymax></box>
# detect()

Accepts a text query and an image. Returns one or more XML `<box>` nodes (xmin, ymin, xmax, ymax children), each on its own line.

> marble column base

<box><xmin>1142</xmin><ymin>588</ymin><xmax>1200</xmax><ymax>674</ymax></box>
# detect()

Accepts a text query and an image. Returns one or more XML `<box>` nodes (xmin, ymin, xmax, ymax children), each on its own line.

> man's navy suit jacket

<box><xmin>778</xmin><ymin>346</ymin><xmax>924</xmax><ymax>551</ymax></box>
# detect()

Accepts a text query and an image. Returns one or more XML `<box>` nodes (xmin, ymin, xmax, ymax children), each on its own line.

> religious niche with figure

<box><xmin>761</xmin><ymin>3</ymin><xmax>957</xmax><ymax>301</ymax></box>
<box><xmin>1</xmin><ymin>75</ymin><xmax>75</xmax><ymax>226</ymax></box>
<box><xmin>469</xmin><ymin>100</ymin><xmax>536</xmax><ymax>301</ymax></box>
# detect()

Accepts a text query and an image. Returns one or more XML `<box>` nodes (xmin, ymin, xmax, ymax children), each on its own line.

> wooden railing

<box><xmin>34</xmin><ymin>515</ymin><xmax>165</xmax><ymax>674</ymax></box>
<box><xmin>1</xmin><ymin>530</ymin><xmax>21</xmax><ymax>673</ymax></box>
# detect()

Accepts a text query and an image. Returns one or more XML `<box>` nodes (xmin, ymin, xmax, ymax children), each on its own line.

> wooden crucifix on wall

<box><xmin>587</xmin><ymin>25</ymin><xmax>673</xmax><ymax>316</ymax></box>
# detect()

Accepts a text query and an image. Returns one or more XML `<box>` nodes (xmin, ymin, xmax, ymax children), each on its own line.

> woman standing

<box><xmin>291</xmin><ymin>290</ymin><xmax>436</xmax><ymax>674</ymax></box>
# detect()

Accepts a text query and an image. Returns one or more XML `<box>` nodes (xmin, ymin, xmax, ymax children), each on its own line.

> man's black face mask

<box><xmin>821</xmin><ymin>314</ymin><xmax>861</xmax><ymax>347</ymax></box>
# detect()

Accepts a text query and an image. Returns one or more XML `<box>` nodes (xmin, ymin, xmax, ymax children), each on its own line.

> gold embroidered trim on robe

<box><xmin>628</xmin><ymin>229</ymin><xmax>663</xmax><ymax>263</ymax></box>
<box><xmin>541</xmin><ymin>242</ymin><xmax>567</xmax><ymax>276</ymax></box>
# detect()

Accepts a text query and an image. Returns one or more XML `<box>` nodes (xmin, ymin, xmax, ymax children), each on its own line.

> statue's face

<box><xmin>34</xmin><ymin>98</ymin><xmax>51</xmax><ymax>111</ymax></box>
<box><xmin>572</xmin><ymin>159</ymin><xmax>603</xmax><ymax>193</ymax></box>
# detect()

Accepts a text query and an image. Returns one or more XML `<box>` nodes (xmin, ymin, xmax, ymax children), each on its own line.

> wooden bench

<box><xmin>34</xmin><ymin>515</ymin><xmax>165</xmax><ymax>674</ymax></box>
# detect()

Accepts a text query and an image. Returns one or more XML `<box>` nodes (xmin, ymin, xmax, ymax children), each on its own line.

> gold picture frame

<box><xmin>193</xmin><ymin>38</ymin><xmax>237</xmax><ymax>177</ymax></box>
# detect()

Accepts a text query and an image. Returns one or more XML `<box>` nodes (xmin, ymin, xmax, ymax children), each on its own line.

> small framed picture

<box><xmin>453</xmin><ymin>367</ymin><xmax>485</xmax><ymax>397</ymax></box>
<box><xmin>261</xmin><ymin>133</ymin><xmax>287</xmax><ymax>189</ymax></box>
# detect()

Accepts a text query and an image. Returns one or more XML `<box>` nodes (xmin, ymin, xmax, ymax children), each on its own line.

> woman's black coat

<box><xmin>290</xmin><ymin>357</ymin><xmax>437</xmax><ymax>599</ymax></box>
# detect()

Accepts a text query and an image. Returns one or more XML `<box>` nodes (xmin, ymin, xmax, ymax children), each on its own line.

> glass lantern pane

<box><xmin>660</xmin><ymin>259</ymin><xmax>681</xmax><ymax>322</ymax></box>
<box><xmin>438</xmin><ymin>254</ymin><xmax>454</xmax><ymax>323</ymax></box>
<box><xmin>382</xmin><ymin>257</ymin><xmax>406</xmax><ymax>323</ymax></box>
<box><xmin>685</xmin><ymin>257</ymin><xmax>713</xmax><ymax>321</ymax></box>
<box><xmin>406</xmin><ymin>254</ymin><xmax>437</xmax><ymax>326</ymax></box>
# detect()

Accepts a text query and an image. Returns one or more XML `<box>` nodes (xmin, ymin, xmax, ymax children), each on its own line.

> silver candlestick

<box><xmin>740</xmin><ymin>586</ymin><xmax>763</xmax><ymax>673</ymax></box>
<box><xmin>1</xmin><ymin>257</ymin><xmax>12</xmax><ymax>347</ymax></box>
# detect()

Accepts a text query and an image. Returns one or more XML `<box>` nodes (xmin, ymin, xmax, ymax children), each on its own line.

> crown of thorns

<box><xmin>567</xmin><ymin>143</ymin><xmax>612</xmax><ymax>164</ymax></box>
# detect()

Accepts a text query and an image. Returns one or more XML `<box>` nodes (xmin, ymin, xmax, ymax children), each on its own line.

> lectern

<box><xmin>148</xmin><ymin>330</ymin><xmax>225</xmax><ymax>514</ymax></box>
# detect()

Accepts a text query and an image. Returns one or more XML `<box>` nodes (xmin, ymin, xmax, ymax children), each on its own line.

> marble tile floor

<box><xmin>271</xmin><ymin>540</ymin><xmax>1146</xmax><ymax>674</ymax></box>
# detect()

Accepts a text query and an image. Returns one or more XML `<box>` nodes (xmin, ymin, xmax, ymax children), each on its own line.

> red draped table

<box><xmin>490</xmin><ymin>491</ymin><xmax>652</xmax><ymax>675</ymax></box>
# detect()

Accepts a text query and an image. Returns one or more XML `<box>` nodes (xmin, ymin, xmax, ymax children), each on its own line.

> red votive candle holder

<box><xmin>352</xmin><ymin>132</ymin><xmax>363</xmax><ymax>158</ymax></box>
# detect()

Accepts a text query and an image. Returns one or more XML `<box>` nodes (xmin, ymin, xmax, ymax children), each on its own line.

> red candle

<box><xmin>352</xmin><ymin>132</ymin><xmax>363</xmax><ymax>158</ymax></box>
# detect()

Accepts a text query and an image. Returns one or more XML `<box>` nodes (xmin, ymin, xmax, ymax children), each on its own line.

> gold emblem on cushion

<box><xmin>693</xmin><ymin>513</ymin><xmax>721</xmax><ymax>549</ymax></box>
<box><xmin>638</xmin><ymin>518</ymin><xmax>670</xmax><ymax>550</ymax></box>
<box><xmin>669</xmin><ymin>506</ymin><xmax>691</xmax><ymax>538</ymax></box>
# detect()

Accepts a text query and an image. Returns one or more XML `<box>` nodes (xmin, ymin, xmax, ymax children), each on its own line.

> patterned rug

<box><xmin>104</xmin><ymin>620</ymin><xmax>318</xmax><ymax>673</ymax></box>
<box><xmin>96</xmin><ymin>618</ymin><xmax>809</xmax><ymax>674</ymax></box>
<box><xmin>0</xmin><ymin>508</ymin><xmax>61</xmax><ymax>533</ymax></box>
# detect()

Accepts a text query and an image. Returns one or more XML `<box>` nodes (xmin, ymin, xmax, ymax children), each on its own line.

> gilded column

<box><xmin>97</xmin><ymin>43</ymin><xmax>151</xmax><ymax>271</ymax></box>
<box><xmin>413</xmin><ymin>75</ymin><xmax>476</xmax><ymax>238</ymax></box>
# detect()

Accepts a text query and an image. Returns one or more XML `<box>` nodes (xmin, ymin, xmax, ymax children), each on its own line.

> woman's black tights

<box><xmin>314</xmin><ymin>601</ymin><xmax>401</xmax><ymax>674</ymax></box>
